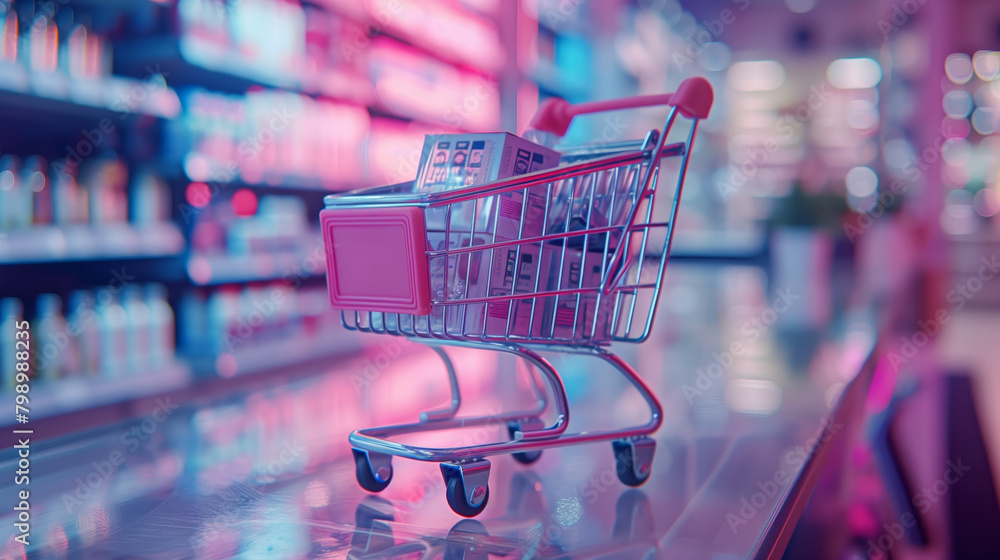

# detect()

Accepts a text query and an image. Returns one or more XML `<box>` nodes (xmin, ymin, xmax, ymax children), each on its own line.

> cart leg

<box><xmin>581</xmin><ymin>346</ymin><xmax>664</xmax><ymax>434</ymax></box>
<box><xmin>508</xmin><ymin>418</ymin><xmax>545</xmax><ymax>464</ymax></box>
<box><xmin>522</xmin><ymin>360</ymin><xmax>551</xmax><ymax>417</ymax></box>
<box><xmin>417</xmin><ymin>345</ymin><xmax>551</xmax><ymax>424</ymax></box>
<box><xmin>504</xmin><ymin>344</ymin><xmax>570</xmax><ymax>441</ymax></box>
<box><xmin>594</xmin><ymin>348</ymin><xmax>660</xmax><ymax>486</ymax></box>
<box><xmin>419</xmin><ymin>346</ymin><xmax>462</xmax><ymax>422</ymax></box>
<box><xmin>441</xmin><ymin>458</ymin><xmax>491</xmax><ymax>517</ymax></box>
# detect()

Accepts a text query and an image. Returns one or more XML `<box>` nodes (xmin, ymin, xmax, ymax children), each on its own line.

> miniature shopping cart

<box><xmin>321</xmin><ymin>77</ymin><xmax>713</xmax><ymax>517</ymax></box>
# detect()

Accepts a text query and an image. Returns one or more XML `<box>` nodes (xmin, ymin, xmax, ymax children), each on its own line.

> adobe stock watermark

<box><xmin>398</xmin><ymin>407</ymin><xmax>507</xmax><ymax>511</ymax></box>
<box><xmin>885</xmin><ymin>254</ymin><xmax>999</xmax><ymax>372</ymax></box>
<box><xmin>539</xmin><ymin>0</ymin><xmax>583</xmax><ymax>28</ymax></box>
<box><xmin>35</xmin><ymin>267</ymin><xmax>135</xmax><ymax>372</ymax></box>
<box><xmin>350</xmin><ymin>337</ymin><xmax>410</xmax><ymax>393</ymax></box>
<box><xmin>178</xmin><ymin>103</ymin><xmax>299</xmax><ymax>223</ymax></box>
<box><xmin>8</xmin><ymin>0</ymin><xmax>71</xmax><ymax>57</ymax></box>
<box><xmin>220</xmin><ymin>286</ymin><xmax>294</xmax><ymax>353</ymax></box>
<box><xmin>844</xmin><ymin>124</ymin><xmax>951</xmax><ymax>242</ymax></box>
<box><xmin>843</xmin><ymin>178</ymin><xmax>907</xmax><ymax>242</ymax></box>
<box><xmin>56</xmin><ymin>66</ymin><xmax>170</xmax><ymax>176</ymax></box>
<box><xmin>847</xmin><ymin>123</ymin><xmax>964</xmax><ymax>241</ymax></box>
<box><xmin>515</xmin><ymin>456</ymin><xmax>650</xmax><ymax>556</ymax></box>
<box><xmin>338</xmin><ymin>0</ymin><xmax>404</xmax><ymax>63</ymax></box>
<box><xmin>280</xmin><ymin>237</ymin><xmax>326</xmax><ymax>291</ymax></box>
<box><xmin>878</xmin><ymin>0</ymin><xmax>928</xmax><ymax>41</ymax></box>
<box><xmin>671</xmin><ymin>0</ymin><xmax>751</xmax><ymax>70</ymax></box>
<box><xmin>190</xmin><ymin>438</ymin><xmax>306</xmax><ymax>552</ymax></box>
<box><xmin>218</xmin><ymin>239</ymin><xmax>327</xmax><ymax>353</ymax></box>
<box><xmin>717</xmin><ymin>83</ymin><xmax>833</xmax><ymax>200</ymax></box>
<box><xmin>682</xmin><ymin>288</ymin><xmax>799</xmax><ymax>403</ymax></box>
<box><xmin>60</xmin><ymin>396</ymin><xmax>180</xmax><ymax>513</ymax></box>
<box><xmin>727</xmin><ymin>418</ymin><xmax>843</xmax><ymax>533</ymax></box>
<box><xmin>866</xmin><ymin>458</ymin><xmax>970</xmax><ymax>558</ymax></box>
<box><xmin>386</xmin><ymin>77</ymin><xmax>500</xmax><ymax>184</ymax></box>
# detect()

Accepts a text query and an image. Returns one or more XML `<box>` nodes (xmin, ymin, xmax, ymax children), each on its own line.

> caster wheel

<box><xmin>507</xmin><ymin>423</ymin><xmax>542</xmax><ymax>465</ymax></box>
<box><xmin>612</xmin><ymin>438</ymin><xmax>655</xmax><ymax>487</ymax></box>
<box><xmin>354</xmin><ymin>449</ymin><xmax>392</xmax><ymax>493</ymax></box>
<box><xmin>446</xmin><ymin>475</ymin><xmax>490</xmax><ymax>518</ymax></box>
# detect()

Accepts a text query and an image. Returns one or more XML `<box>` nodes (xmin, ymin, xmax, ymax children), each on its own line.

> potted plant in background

<box><xmin>768</xmin><ymin>180</ymin><xmax>849</xmax><ymax>371</ymax></box>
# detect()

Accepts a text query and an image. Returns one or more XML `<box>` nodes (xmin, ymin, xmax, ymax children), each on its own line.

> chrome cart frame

<box><xmin>321</xmin><ymin>77</ymin><xmax>713</xmax><ymax>516</ymax></box>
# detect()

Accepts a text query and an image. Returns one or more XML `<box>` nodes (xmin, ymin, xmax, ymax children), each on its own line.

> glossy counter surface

<box><xmin>1</xmin><ymin>263</ymin><xmax>877</xmax><ymax>559</ymax></box>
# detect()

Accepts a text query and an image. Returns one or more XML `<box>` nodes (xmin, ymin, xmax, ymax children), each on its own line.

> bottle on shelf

<box><xmin>0</xmin><ymin>0</ymin><xmax>17</xmax><ymax>64</ymax></box>
<box><xmin>146</xmin><ymin>283</ymin><xmax>175</xmax><ymax>366</ymax></box>
<box><xmin>68</xmin><ymin>290</ymin><xmax>100</xmax><ymax>375</ymax></box>
<box><xmin>62</xmin><ymin>16</ymin><xmax>110</xmax><ymax>79</ymax></box>
<box><xmin>34</xmin><ymin>294</ymin><xmax>67</xmax><ymax>382</ymax></box>
<box><xmin>0</xmin><ymin>154</ymin><xmax>25</xmax><ymax>231</ymax></box>
<box><xmin>122</xmin><ymin>285</ymin><xmax>151</xmax><ymax>372</ymax></box>
<box><xmin>79</xmin><ymin>145</ymin><xmax>130</xmax><ymax>228</ymax></box>
<box><xmin>96</xmin><ymin>288</ymin><xmax>128</xmax><ymax>377</ymax></box>
<box><xmin>27</xmin><ymin>9</ymin><xmax>59</xmax><ymax>73</ymax></box>
<box><xmin>51</xmin><ymin>160</ymin><xmax>86</xmax><ymax>225</ymax></box>
<box><xmin>24</xmin><ymin>155</ymin><xmax>51</xmax><ymax>226</ymax></box>
<box><xmin>1</xmin><ymin>298</ymin><xmax>23</xmax><ymax>390</ymax></box>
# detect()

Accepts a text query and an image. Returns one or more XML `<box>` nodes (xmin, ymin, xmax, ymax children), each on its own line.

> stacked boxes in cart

<box><xmin>407</xmin><ymin>132</ymin><xmax>627</xmax><ymax>342</ymax></box>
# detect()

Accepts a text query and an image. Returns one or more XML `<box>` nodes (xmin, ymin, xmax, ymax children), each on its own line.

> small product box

<box><xmin>416</xmin><ymin>132</ymin><xmax>560</xmax><ymax>336</ymax></box>
<box><xmin>542</xmin><ymin>246</ymin><xmax>618</xmax><ymax>342</ymax></box>
<box><xmin>415</xmin><ymin>132</ymin><xmax>560</xmax><ymax>193</ymax></box>
<box><xmin>426</xmin><ymin>231</ymin><xmax>490</xmax><ymax>335</ymax></box>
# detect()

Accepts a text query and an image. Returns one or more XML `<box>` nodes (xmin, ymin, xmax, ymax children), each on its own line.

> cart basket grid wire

<box><xmin>324</xmin><ymin>119</ymin><xmax>698</xmax><ymax>347</ymax></box>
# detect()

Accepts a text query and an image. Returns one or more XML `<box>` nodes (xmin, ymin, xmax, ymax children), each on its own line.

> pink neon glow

<box><xmin>368</xmin><ymin>37</ymin><xmax>499</xmax><ymax>131</ymax></box>
<box><xmin>866</xmin><ymin>356</ymin><xmax>898</xmax><ymax>414</ymax></box>
<box><xmin>187</xmin><ymin>255</ymin><xmax>213</xmax><ymax>285</ymax></box>
<box><xmin>365</xmin><ymin>0</ymin><xmax>503</xmax><ymax>71</ymax></box>
<box><xmin>215</xmin><ymin>353</ymin><xmax>238</xmax><ymax>378</ymax></box>
<box><xmin>848</xmin><ymin>503</ymin><xmax>880</xmax><ymax>534</ymax></box>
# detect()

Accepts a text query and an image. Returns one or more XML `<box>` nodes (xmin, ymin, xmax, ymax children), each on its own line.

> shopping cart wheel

<box><xmin>441</xmin><ymin>459</ymin><xmax>491</xmax><ymax>517</ymax></box>
<box><xmin>354</xmin><ymin>449</ymin><xmax>393</xmax><ymax>493</ymax></box>
<box><xmin>612</xmin><ymin>437</ymin><xmax>656</xmax><ymax>487</ymax></box>
<box><xmin>507</xmin><ymin>421</ymin><xmax>543</xmax><ymax>465</ymax></box>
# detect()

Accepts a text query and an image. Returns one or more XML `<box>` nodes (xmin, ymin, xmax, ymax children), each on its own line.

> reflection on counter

<box><xmin>0</xmin><ymin>263</ymin><xmax>876</xmax><ymax>559</ymax></box>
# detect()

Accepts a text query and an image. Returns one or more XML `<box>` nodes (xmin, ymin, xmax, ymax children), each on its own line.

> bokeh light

<box><xmin>945</xmin><ymin>53</ymin><xmax>974</xmax><ymax>84</ymax></box>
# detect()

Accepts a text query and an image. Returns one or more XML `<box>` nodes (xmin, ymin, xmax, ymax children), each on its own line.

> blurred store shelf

<box><xmin>0</xmin><ymin>360</ymin><xmax>191</xmax><ymax>428</ymax></box>
<box><xmin>72</xmin><ymin>0</ymin><xmax>172</xmax><ymax>9</ymax></box>
<box><xmin>13</xmin><ymin>331</ymin><xmax>363</xmax><ymax>437</ymax></box>
<box><xmin>0</xmin><ymin>63</ymin><xmax>181</xmax><ymax>121</ymax></box>
<box><xmin>186</xmin><ymin>250</ymin><xmax>325</xmax><ymax>286</ymax></box>
<box><xmin>0</xmin><ymin>223</ymin><xmax>185</xmax><ymax>264</ymax></box>
<box><xmin>190</xmin><ymin>326</ymin><xmax>361</xmax><ymax>379</ymax></box>
<box><xmin>169</xmin><ymin>160</ymin><xmax>356</xmax><ymax>193</ymax></box>
<box><xmin>669</xmin><ymin>229</ymin><xmax>769</xmax><ymax>261</ymax></box>
<box><xmin>114</xmin><ymin>36</ymin><xmax>302</xmax><ymax>94</ymax></box>
<box><xmin>314</xmin><ymin>0</ymin><xmax>504</xmax><ymax>74</ymax></box>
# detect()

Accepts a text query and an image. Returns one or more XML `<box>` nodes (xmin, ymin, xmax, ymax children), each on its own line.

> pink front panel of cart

<box><xmin>321</xmin><ymin>207</ymin><xmax>431</xmax><ymax>315</ymax></box>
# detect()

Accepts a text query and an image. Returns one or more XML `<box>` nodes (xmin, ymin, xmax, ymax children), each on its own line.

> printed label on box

<box><xmin>543</xmin><ymin>247</ymin><xmax>617</xmax><ymax>341</ymax></box>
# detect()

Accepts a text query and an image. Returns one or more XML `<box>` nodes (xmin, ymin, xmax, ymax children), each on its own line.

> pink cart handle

<box><xmin>528</xmin><ymin>76</ymin><xmax>714</xmax><ymax>137</ymax></box>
